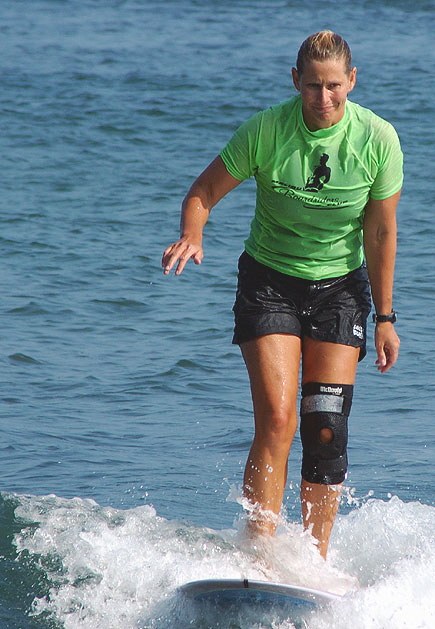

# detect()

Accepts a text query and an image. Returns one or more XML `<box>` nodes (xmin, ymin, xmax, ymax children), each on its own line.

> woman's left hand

<box><xmin>374</xmin><ymin>323</ymin><xmax>400</xmax><ymax>373</ymax></box>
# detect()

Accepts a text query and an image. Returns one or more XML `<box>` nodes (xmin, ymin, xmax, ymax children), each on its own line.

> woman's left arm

<box><xmin>363</xmin><ymin>190</ymin><xmax>401</xmax><ymax>373</ymax></box>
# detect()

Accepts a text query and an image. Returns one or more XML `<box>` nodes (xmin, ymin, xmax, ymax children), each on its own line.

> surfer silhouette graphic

<box><xmin>305</xmin><ymin>153</ymin><xmax>330</xmax><ymax>191</ymax></box>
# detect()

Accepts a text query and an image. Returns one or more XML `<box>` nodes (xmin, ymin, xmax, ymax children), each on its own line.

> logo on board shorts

<box><xmin>353</xmin><ymin>324</ymin><xmax>364</xmax><ymax>339</ymax></box>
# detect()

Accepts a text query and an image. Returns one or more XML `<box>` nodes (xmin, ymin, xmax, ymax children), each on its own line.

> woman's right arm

<box><xmin>162</xmin><ymin>156</ymin><xmax>242</xmax><ymax>275</ymax></box>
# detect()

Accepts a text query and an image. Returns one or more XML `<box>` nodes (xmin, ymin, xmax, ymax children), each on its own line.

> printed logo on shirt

<box><xmin>305</xmin><ymin>153</ymin><xmax>331</xmax><ymax>192</ymax></box>
<box><xmin>271</xmin><ymin>180</ymin><xmax>348</xmax><ymax>209</ymax></box>
<box><xmin>271</xmin><ymin>151</ymin><xmax>350</xmax><ymax>209</ymax></box>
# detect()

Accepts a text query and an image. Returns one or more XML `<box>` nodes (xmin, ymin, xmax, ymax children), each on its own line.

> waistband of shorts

<box><xmin>240</xmin><ymin>251</ymin><xmax>366</xmax><ymax>287</ymax></box>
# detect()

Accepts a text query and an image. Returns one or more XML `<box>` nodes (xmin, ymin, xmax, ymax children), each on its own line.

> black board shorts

<box><xmin>232</xmin><ymin>251</ymin><xmax>372</xmax><ymax>361</ymax></box>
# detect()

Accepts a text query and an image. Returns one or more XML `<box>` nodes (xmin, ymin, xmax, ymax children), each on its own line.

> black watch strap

<box><xmin>372</xmin><ymin>310</ymin><xmax>397</xmax><ymax>323</ymax></box>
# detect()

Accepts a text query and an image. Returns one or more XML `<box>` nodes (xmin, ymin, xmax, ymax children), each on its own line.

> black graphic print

<box><xmin>305</xmin><ymin>153</ymin><xmax>331</xmax><ymax>192</ymax></box>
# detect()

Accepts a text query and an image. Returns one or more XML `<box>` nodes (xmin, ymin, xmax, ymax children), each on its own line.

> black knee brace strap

<box><xmin>300</xmin><ymin>382</ymin><xmax>354</xmax><ymax>485</ymax></box>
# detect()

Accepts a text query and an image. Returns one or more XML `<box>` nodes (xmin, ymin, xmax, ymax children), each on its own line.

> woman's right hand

<box><xmin>161</xmin><ymin>156</ymin><xmax>241</xmax><ymax>276</ymax></box>
<box><xmin>161</xmin><ymin>236</ymin><xmax>204</xmax><ymax>276</ymax></box>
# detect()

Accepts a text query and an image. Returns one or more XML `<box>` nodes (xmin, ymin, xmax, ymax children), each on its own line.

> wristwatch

<box><xmin>372</xmin><ymin>310</ymin><xmax>397</xmax><ymax>323</ymax></box>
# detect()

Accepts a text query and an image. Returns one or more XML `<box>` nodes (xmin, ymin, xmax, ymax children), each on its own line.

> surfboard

<box><xmin>179</xmin><ymin>578</ymin><xmax>340</xmax><ymax>621</ymax></box>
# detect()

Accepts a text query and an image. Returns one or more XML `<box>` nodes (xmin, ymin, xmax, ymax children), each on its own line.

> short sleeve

<box><xmin>369</xmin><ymin>121</ymin><xmax>404</xmax><ymax>200</ymax></box>
<box><xmin>220</xmin><ymin>111</ymin><xmax>263</xmax><ymax>181</ymax></box>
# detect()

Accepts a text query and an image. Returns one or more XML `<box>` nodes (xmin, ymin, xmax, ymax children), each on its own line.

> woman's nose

<box><xmin>318</xmin><ymin>86</ymin><xmax>330</xmax><ymax>103</ymax></box>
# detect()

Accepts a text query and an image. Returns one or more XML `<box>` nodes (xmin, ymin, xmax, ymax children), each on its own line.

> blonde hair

<box><xmin>296</xmin><ymin>30</ymin><xmax>352</xmax><ymax>74</ymax></box>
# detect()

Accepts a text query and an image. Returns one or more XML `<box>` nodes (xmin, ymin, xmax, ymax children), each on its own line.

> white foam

<box><xmin>10</xmin><ymin>492</ymin><xmax>435</xmax><ymax>628</ymax></box>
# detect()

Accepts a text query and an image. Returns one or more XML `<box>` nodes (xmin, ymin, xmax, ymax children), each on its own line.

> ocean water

<box><xmin>0</xmin><ymin>1</ymin><xmax>434</xmax><ymax>627</ymax></box>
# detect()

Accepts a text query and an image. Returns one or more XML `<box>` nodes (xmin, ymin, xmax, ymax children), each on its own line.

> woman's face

<box><xmin>292</xmin><ymin>58</ymin><xmax>356</xmax><ymax>131</ymax></box>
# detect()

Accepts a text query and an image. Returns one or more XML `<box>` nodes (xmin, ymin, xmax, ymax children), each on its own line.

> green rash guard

<box><xmin>220</xmin><ymin>95</ymin><xmax>403</xmax><ymax>280</ymax></box>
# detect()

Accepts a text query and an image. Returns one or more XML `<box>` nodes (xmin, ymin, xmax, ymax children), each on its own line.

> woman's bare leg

<box><xmin>241</xmin><ymin>334</ymin><xmax>302</xmax><ymax>534</ymax></box>
<box><xmin>300</xmin><ymin>480</ymin><xmax>342</xmax><ymax>558</ymax></box>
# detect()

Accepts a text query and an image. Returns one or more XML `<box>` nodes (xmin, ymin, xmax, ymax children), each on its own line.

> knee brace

<box><xmin>300</xmin><ymin>382</ymin><xmax>353</xmax><ymax>485</ymax></box>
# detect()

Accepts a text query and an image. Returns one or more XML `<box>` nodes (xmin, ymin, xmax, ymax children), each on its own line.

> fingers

<box><xmin>161</xmin><ymin>239</ymin><xmax>203</xmax><ymax>275</ymax></box>
<box><xmin>375</xmin><ymin>348</ymin><xmax>391</xmax><ymax>373</ymax></box>
<box><xmin>375</xmin><ymin>325</ymin><xmax>400</xmax><ymax>373</ymax></box>
<box><xmin>375</xmin><ymin>346</ymin><xmax>398</xmax><ymax>373</ymax></box>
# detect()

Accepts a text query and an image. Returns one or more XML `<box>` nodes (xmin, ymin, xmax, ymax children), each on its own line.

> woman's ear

<box><xmin>348</xmin><ymin>66</ymin><xmax>357</xmax><ymax>93</ymax></box>
<box><xmin>291</xmin><ymin>67</ymin><xmax>300</xmax><ymax>91</ymax></box>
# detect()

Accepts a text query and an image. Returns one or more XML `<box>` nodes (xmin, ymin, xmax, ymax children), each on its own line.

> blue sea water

<box><xmin>0</xmin><ymin>1</ymin><xmax>434</xmax><ymax>627</ymax></box>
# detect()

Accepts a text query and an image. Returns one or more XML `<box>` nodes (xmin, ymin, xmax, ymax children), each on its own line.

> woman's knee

<box><xmin>254</xmin><ymin>407</ymin><xmax>297</xmax><ymax>447</ymax></box>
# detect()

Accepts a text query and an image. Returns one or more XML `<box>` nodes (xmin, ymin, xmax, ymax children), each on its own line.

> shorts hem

<box><xmin>233</xmin><ymin>328</ymin><xmax>367</xmax><ymax>361</ymax></box>
<box><xmin>232</xmin><ymin>314</ymin><xmax>301</xmax><ymax>345</ymax></box>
